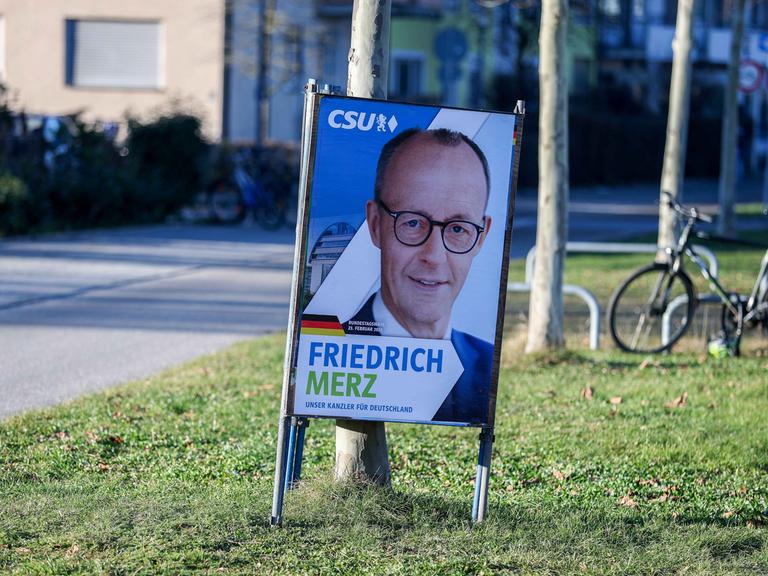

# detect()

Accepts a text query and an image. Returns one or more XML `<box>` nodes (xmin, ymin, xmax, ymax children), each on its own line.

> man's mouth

<box><xmin>411</xmin><ymin>277</ymin><xmax>447</xmax><ymax>287</ymax></box>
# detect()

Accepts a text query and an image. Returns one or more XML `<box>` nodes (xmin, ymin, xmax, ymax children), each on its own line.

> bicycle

<box><xmin>607</xmin><ymin>192</ymin><xmax>768</xmax><ymax>355</ymax></box>
<box><xmin>209</xmin><ymin>149</ymin><xmax>286</xmax><ymax>229</ymax></box>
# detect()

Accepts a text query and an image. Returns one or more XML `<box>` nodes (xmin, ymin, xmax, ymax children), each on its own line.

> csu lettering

<box><xmin>327</xmin><ymin>109</ymin><xmax>398</xmax><ymax>133</ymax></box>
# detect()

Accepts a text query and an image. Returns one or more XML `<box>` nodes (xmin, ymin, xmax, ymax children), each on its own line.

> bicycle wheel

<box><xmin>210</xmin><ymin>186</ymin><xmax>244</xmax><ymax>224</ymax></box>
<box><xmin>256</xmin><ymin>203</ymin><xmax>285</xmax><ymax>231</ymax></box>
<box><xmin>756</xmin><ymin>275</ymin><xmax>768</xmax><ymax>337</ymax></box>
<box><xmin>608</xmin><ymin>263</ymin><xmax>695</xmax><ymax>353</ymax></box>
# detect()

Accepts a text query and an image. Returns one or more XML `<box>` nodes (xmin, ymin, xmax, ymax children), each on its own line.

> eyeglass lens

<box><xmin>394</xmin><ymin>212</ymin><xmax>479</xmax><ymax>253</ymax></box>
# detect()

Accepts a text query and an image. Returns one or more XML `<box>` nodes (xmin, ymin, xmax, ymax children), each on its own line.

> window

<box><xmin>65</xmin><ymin>19</ymin><xmax>163</xmax><ymax>89</ymax></box>
<box><xmin>391</xmin><ymin>52</ymin><xmax>424</xmax><ymax>99</ymax></box>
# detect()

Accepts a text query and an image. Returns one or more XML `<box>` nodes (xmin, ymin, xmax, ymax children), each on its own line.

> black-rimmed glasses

<box><xmin>377</xmin><ymin>199</ymin><xmax>485</xmax><ymax>254</ymax></box>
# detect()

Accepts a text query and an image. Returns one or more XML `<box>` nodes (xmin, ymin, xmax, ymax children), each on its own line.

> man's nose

<box><xmin>418</xmin><ymin>226</ymin><xmax>448</xmax><ymax>264</ymax></box>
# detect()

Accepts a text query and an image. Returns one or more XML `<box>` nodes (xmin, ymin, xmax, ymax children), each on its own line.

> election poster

<box><xmin>286</xmin><ymin>95</ymin><xmax>522</xmax><ymax>427</ymax></box>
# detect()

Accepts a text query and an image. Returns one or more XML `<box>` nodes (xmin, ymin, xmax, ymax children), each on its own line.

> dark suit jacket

<box><xmin>343</xmin><ymin>294</ymin><xmax>493</xmax><ymax>424</ymax></box>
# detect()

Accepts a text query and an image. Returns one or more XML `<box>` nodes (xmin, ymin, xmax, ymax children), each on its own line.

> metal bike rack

<box><xmin>508</xmin><ymin>281</ymin><xmax>601</xmax><ymax>350</ymax></box>
<box><xmin>512</xmin><ymin>242</ymin><xmax>720</xmax><ymax>351</ymax></box>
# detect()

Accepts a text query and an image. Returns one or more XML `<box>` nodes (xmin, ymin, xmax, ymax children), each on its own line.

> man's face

<box><xmin>366</xmin><ymin>136</ymin><xmax>491</xmax><ymax>339</ymax></box>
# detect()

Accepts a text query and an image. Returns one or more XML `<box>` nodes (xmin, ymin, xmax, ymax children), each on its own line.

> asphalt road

<box><xmin>1</xmin><ymin>179</ymin><xmax>762</xmax><ymax>419</ymax></box>
<box><xmin>0</xmin><ymin>225</ymin><xmax>296</xmax><ymax>419</ymax></box>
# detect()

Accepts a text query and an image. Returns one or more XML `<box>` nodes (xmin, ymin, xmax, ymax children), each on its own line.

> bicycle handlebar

<box><xmin>661</xmin><ymin>191</ymin><xmax>714</xmax><ymax>223</ymax></box>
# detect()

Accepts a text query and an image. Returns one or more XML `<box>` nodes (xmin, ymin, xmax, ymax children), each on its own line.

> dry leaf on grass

<box><xmin>618</xmin><ymin>495</ymin><xmax>638</xmax><ymax>508</ymax></box>
<box><xmin>65</xmin><ymin>544</ymin><xmax>80</xmax><ymax>558</ymax></box>
<box><xmin>552</xmin><ymin>469</ymin><xmax>565</xmax><ymax>481</ymax></box>
<box><xmin>609</xmin><ymin>396</ymin><xmax>623</xmax><ymax>405</ymax></box>
<box><xmin>580</xmin><ymin>386</ymin><xmax>594</xmax><ymax>400</ymax></box>
<box><xmin>665</xmin><ymin>392</ymin><xmax>688</xmax><ymax>409</ymax></box>
<box><xmin>722</xmin><ymin>510</ymin><xmax>736</xmax><ymax>519</ymax></box>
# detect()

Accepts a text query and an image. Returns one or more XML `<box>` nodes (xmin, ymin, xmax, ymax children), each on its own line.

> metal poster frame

<box><xmin>271</xmin><ymin>80</ymin><xmax>525</xmax><ymax>526</ymax></box>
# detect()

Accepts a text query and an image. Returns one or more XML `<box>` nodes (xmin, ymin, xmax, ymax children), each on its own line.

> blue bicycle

<box><xmin>209</xmin><ymin>150</ymin><xmax>286</xmax><ymax>229</ymax></box>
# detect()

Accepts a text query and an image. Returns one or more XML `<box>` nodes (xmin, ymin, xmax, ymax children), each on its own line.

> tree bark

<box><xmin>254</xmin><ymin>0</ymin><xmax>276</xmax><ymax>144</ymax></box>
<box><xmin>335</xmin><ymin>0</ymin><xmax>392</xmax><ymax>487</ymax></box>
<box><xmin>526</xmin><ymin>0</ymin><xmax>569</xmax><ymax>353</ymax></box>
<box><xmin>346</xmin><ymin>0</ymin><xmax>390</xmax><ymax>100</ymax></box>
<box><xmin>657</xmin><ymin>0</ymin><xmax>695</xmax><ymax>252</ymax></box>
<box><xmin>717</xmin><ymin>0</ymin><xmax>746</xmax><ymax>236</ymax></box>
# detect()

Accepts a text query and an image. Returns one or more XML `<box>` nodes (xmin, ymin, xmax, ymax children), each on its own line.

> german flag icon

<box><xmin>300</xmin><ymin>314</ymin><xmax>345</xmax><ymax>337</ymax></box>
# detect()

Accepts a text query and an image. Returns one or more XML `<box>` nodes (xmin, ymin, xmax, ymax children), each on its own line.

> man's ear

<box><xmin>366</xmin><ymin>199</ymin><xmax>381</xmax><ymax>248</ymax></box>
<box><xmin>475</xmin><ymin>215</ymin><xmax>492</xmax><ymax>250</ymax></box>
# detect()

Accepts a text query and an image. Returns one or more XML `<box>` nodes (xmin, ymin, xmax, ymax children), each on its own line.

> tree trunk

<box><xmin>526</xmin><ymin>0</ymin><xmax>569</xmax><ymax>353</ymax></box>
<box><xmin>717</xmin><ymin>0</ymin><xmax>746</xmax><ymax>236</ymax></box>
<box><xmin>657</xmin><ymin>0</ymin><xmax>695</xmax><ymax>251</ymax></box>
<box><xmin>254</xmin><ymin>0</ymin><xmax>276</xmax><ymax>144</ymax></box>
<box><xmin>335</xmin><ymin>0</ymin><xmax>392</xmax><ymax>487</ymax></box>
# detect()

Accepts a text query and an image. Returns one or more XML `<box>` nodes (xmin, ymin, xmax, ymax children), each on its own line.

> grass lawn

<box><xmin>2</xmin><ymin>340</ymin><xmax>767</xmax><ymax>574</ymax></box>
<box><xmin>2</xmin><ymin>232</ymin><xmax>767</xmax><ymax>575</ymax></box>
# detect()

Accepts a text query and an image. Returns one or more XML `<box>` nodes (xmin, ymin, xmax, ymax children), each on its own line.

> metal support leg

<box><xmin>270</xmin><ymin>415</ymin><xmax>292</xmax><ymax>527</ymax></box>
<box><xmin>472</xmin><ymin>427</ymin><xmax>495</xmax><ymax>524</ymax></box>
<box><xmin>283</xmin><ymin>417</ymin><xmax>298</xmax><ymax>493</ymax></box>
<box><xmin>292</xmin><ymin>418</ymin><xmax>308</xmax><ymax>486</ymax></box>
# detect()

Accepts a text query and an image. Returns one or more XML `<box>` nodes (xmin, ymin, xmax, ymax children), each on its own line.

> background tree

<box><xmin>718</xmin><ymin>0</ymin><xmax>747</xmax><ymax>236</ymax></box>
<box><xmin>335</xmin><ymin>0</ymin><xmax>392</xmax><ymax>486</ymax></box>
<box><xmin>526</xmin><ymin>0</ymin><xmax>569</xmax><ymax>353</ymax></box>
<box><xmin>657</xmin><ymin>0</ymin><xmax>695</xmax><ymax>251</ymax></box>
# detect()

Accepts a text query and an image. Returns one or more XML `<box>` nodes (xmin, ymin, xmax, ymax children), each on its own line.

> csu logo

<box><xmin>328</xmin><ymin>109</ymin><xmax>399</xmax><ymax>133</ymax></box>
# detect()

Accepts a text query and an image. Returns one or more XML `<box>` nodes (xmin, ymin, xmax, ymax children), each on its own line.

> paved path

<box><xmin>0</xmin><ymin>225</ymin><xmax>295</xmax><ymax>419</ymax></box>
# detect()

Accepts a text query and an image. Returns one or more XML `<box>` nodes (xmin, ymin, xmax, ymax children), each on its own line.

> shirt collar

<box><xmin>372</xmin><ymin>291</ymin><xmax>452</xmax><ymax>340</ymax></box>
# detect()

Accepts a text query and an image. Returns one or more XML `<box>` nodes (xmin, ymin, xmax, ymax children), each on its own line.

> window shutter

<box><xmin>67</xmin><ymin>20</ymin><xmax>162</xmax><ymax>89</ymax></box>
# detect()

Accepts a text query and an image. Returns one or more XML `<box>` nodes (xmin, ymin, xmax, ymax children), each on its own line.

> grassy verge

<box><xmin>736</xmin><ymin>203</ymin><xmax>768</xmax><ymax>218</ymax></box>
<box><xmin>2</xmin><ymin>233</ymin><xmax>767</xmax><ymax>574</ymax></box>
<box><xmin>1</xmin><ymin>335</ymin><xmax>767</xmax><ymax>575</ymax></box>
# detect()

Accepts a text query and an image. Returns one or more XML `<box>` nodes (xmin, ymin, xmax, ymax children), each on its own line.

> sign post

<box><xmin>271</xmin><ymin>80</ymin><xmax>524</xmax><ymax>526</ymax></box>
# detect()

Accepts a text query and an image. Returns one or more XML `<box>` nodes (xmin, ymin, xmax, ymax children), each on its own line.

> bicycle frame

<box><xmin>671</xmin><ymin>213</ymin><xmax>768</xmax><ymax>326</ymax></box>
<box><xmin>669</xmin><ymin>215</ymin><xmax>740</xmax><ymax>317</ymax></box>
<box><xmin>743</xmin><ymin>249</ymin><xmax>768</xmax><ymax>326</ymax></box>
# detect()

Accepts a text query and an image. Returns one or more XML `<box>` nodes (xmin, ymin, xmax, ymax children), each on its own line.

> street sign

<box><xmin>739</xmin><ymin>59</ymin><xmax>764</xmax><ymax>93</ymax></box>
<box><xmin>434</xmin><ymin>27</ymin><xmax>468</xmax><ymax>62</ymax></box>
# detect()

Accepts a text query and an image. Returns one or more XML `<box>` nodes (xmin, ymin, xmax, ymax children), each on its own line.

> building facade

<box><xmin>0</xmin><ymin>0</ymin><xmax>226</xmax><ymax>138</ymax></box>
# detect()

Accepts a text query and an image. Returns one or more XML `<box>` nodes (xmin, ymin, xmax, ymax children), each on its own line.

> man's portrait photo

<box><xmin>297</xmin><ymin>97</ymin><xmax>519</xmax><ymax>426</ymax></box>
<box><xmin>343</xmin><ymin>128</ymin><xmax>494</xmax><ymax>423</ymax></box>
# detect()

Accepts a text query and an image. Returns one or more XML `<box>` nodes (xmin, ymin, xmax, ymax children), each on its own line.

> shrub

<box><xmin>45</xmin><ymin>118</ymin><xmax>129</xmax><ymax>229</ymax></box>
<box><xmin>124</xmin><ymin>113</ymin><xmax>209</xmax><ymax>220</ymax></box>
<box><xmin>0</xmin><ymin>171</ymin><xmax>30</xmax><ymax>235</ymax></box>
